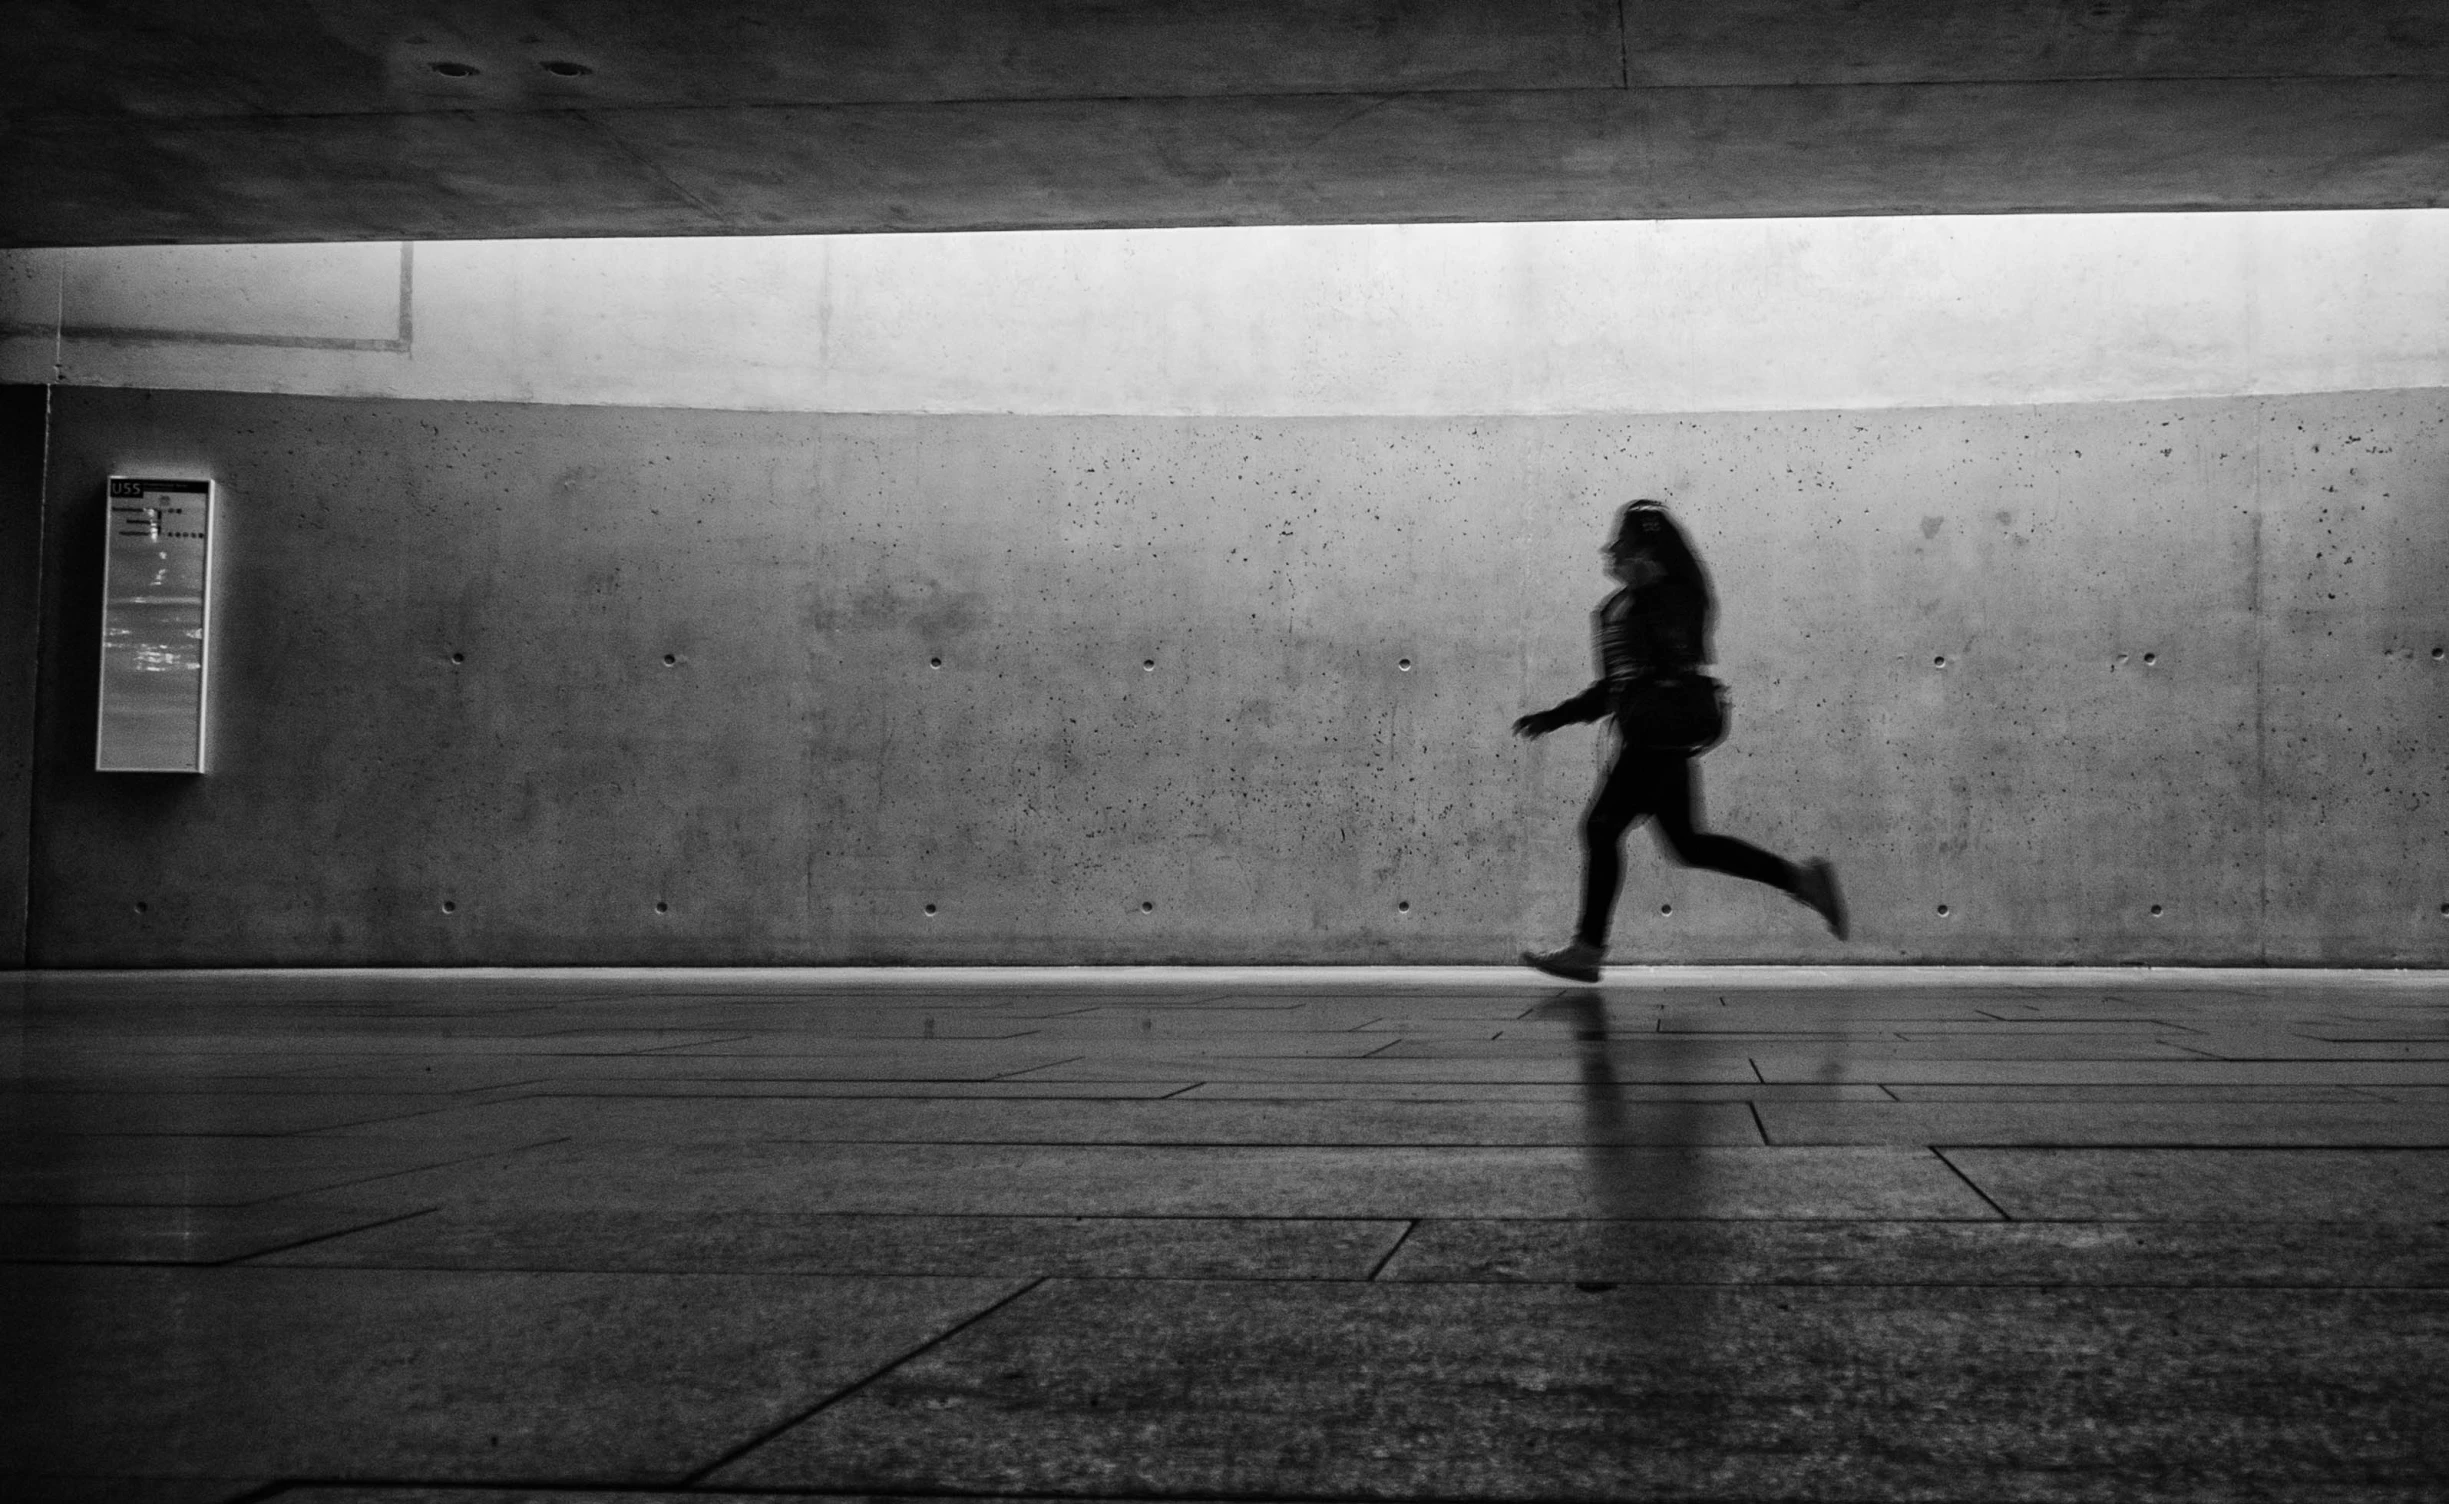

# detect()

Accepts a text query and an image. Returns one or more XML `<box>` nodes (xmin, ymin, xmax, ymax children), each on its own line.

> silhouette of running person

<box><xmin>1516</xmin><ymin>500</ymin><xmax>1845</xmax><ymax>982</ymax></box>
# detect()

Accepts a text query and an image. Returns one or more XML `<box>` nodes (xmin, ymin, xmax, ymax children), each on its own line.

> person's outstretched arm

<box><xmin>1513</xmin><ymin>680</ymin><xmax>1610</xmax><ymax>739</ymax></box>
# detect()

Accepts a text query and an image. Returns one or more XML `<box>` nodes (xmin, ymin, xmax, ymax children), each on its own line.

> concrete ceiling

<box><xmin>6</xmin><ymin>1</ymin><xmax>2447</xmax><ymax>248</ymax></box>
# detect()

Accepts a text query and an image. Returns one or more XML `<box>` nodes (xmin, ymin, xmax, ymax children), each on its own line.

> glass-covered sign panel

<box><xmin>98</xmin><ymin>476</ymin><xmax>214</xmax><ymax>773</ymax></box>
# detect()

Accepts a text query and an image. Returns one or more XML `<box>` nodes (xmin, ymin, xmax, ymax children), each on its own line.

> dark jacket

<box><xmin>1547</xmin><ymin>577</ymin><xmax>1712</xmax><ymax>726</ymax></box>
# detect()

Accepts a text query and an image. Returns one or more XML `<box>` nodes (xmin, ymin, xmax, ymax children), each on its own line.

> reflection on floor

<box><xmin>5</xmin><ymin>966</ymin><xmax>2446</xmax><ymax>1502</ymax></box>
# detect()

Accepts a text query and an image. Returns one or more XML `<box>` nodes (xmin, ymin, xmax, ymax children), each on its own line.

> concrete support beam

<box><xmin>0</xmin><ymin>385</ymin><xmax>45</xmax><ymax>967</ymax></box>
<box><xmin>5</xmin><ymin>2</ymin><xmax>2447</xmax><ymax>246</ymax></box>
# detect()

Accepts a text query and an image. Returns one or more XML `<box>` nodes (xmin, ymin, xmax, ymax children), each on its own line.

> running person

<box><xmin>1515</xmin><ymin>501</ymin><xmax>1845</xmax><ymax>982</ymax></box>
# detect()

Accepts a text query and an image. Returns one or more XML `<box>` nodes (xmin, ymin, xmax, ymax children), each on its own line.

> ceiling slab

<box><xmin>5</xmin><ymin>2</ymin><xmax>2446</xmax><ymax>247</ymax></box>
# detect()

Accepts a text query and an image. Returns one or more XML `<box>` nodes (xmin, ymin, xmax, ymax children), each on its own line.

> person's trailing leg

<box><xmin>1652</xmin><ymin>756</ymin><xmax>1848</xmax><ymax>938</ymax></box>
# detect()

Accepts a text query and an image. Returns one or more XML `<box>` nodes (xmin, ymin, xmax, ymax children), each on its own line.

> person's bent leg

<box><xmin>1649</xmin><ymin>754</ymin><xmax>1847</xmax><ymax>935</ymax></box>
<box><xmin>1647</xmin><ymin>755</ymin><xmax>1800</xmax><ymax>893</ymax></box>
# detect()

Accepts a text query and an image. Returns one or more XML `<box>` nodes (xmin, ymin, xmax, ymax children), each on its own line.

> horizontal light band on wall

<box><xmin>3</xmin><ymin>211</ymin><xmax>2446</xmax><ymax>415</ymax></box>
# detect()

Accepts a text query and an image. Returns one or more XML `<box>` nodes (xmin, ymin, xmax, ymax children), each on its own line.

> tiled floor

<box><xmin>4</xmin><ymin>966</ymin><xmax>2446</xmax><ymax>1502</ymax></box>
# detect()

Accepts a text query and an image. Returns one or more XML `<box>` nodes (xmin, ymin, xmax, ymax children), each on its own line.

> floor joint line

<box><xmin>1929</xmin><ymin>1146</ymin><xmax>2016</xmax><ymax>1221</ymax></box>
<box><xmin>676</xmin><ymin>1276</ymin><xmax>1050</xmax><ymax>1486</ymax></box>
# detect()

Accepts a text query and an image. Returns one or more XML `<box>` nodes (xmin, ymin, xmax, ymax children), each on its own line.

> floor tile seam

<box><xmin>990</xmin><ymin>1054</ymin><xmax>1087</xmax><ymax>1079</ymax></box>
<box><xmin>1002</xmin><ymin>1075</ymin><xmax>1786</xmax><ymax>1084</ymax></box>
<box><xmin>1745</xmin><ymin>1139</ymin><xmax>2449</xmax><ymax>1149</ymax></box>
<box><xmin>203</xmin><ymin>1134</ymin><xmax>579</xmax><ymax>1205</ymax></box>
<box><xmin>1358</xmin><ymin>1213</ymin><xmax>2449</xmax><ymax>1227</ymax></box>
<box><xmin>509</xmin><ymin>1076</ymin><xmax>1179</xmax><ymax>1084</ymax></box>
<box><xmin>58</xmin><ymin>1263</ymin><xmax>1080</xmax><ymax>1293</ymax></box>
<box><xmin>41</xmin><ymin>1209</ymin><xmax>2426</xmax><ymax>1228</ymax></box>
<box><xmin>229</xmin><ymin>1210</ymin><xmax>2052</xmax><ymax>1226</ymax></box>
<box><xmin>678</xmin><ymin>1275</ymin><xmax>1051</xmax><ymax>1487</ymax></box>
<box><xmin>281</xmin><ymin>1101</ymin><xmax>556</xmax><ymax>1133</ymax></box>
<box><xmin>405</xmin><ymin>1136</ymin><xmax>1794</xmax><ymax>1147</ymax></box>
<box><xmin>609</xmin><ymin>1035</ymin><xmax>765</xmax><ymax>1054</ymax></box>
<box><xmin>3</xmin><ymin>1133</ymin><xmax>582</xmax><ymax>1164</ymax></box>
<box><xmin>312</xmin><ymin>1209</ymin><xmax>1420</xmax><ymax>1224</ymax></box>
<box><xmin>1364</xmin><ymin>1219</ymin><xmax>1417</xmax><ymax>1280</ymax></box>
<box><xmin>1004</xmin><ymin>1273</ymin><xmax>2449</xmax><ymax>1294</ymax></box>
<box><xmin>1926</xmin><ymin>1147</ymin><xmax>2016</xmax><ymax>1222</ymax></box>
<box><xmin>242</xmin><ymin>1262</ymin><xmax>1424</xmax><ymax>1283</ymax></box>
<box><xmin>176</xmin><ymin>1263</ymin><xmax>2449</xmax><ymax>1291</ymax></box>
<box><xmin>0</xmin><ymin>1127</ymin><xmax>435</xmax><ymax>1141</ymax></box>
<box><xmin>215</xmin><ymin>1206</ymin><xmax>441</xmax><ymax>1265</ymax></box>
<box><xmin>1936</xmin><ymin>1143</ymin><xmax>2449</xmax><ymax>1153</ymax></box>
<box><xmin>37</xmin><ymin>962</ymin><xmax>2442</xmax><ymax>984</ymax></box>
<box><xmin>439</xmin><ymin>1089</ymin><xmax>1203</xmax><ymax>1099</ymax></box>
<box><xmin>1</xmin><ymin>1255</ymin><xmax>273</xmax><ymax>1268</ymax></box>
<box><xmin>0</xmin><ymin>1197</ymin><xmax>288</xmax><ymax>1209</ymax></box>
<box><xmin>360</xmin><ymin>1137</ymin><xmax>1974</xmax><ymax>1150</ymax></box>
<box><xmin>207</xmin><ymin>1472</ymin><xmax>858</xmax><ymax>1502</ymax></box>
<box><xmin>0</xmin><ymin>1156</ymin><xmax>556</xmax><ymax>1209</ymax></box>
<box><xmin>2177</xmin><ymin>1056</ymin><xmax>2449</xmax><ymax>1064</ymax></box>
<box><xmin>212</xmin><ymin>1478</ymin><xmax>1794</xmax><ymax>1504</ymax></box>
<box><xmin>1379</xmin><ymin>1277</ymin><xmax>2449</xmax><ymax>1292</ymax></box>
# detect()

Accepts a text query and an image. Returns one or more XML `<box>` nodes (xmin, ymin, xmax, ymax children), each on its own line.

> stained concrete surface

<box><xmin>5</xmin><ymin>966</ymin><xmax>2448</xmax><ymax>1502</ymax></box>
<box><xmin>709</xmin><ymin>1280</ymin><xmax>2449</xmax><ymax>1499</ymax></box>
<box><xmin>2</xmin><ymin>1265</ymin><xmax>1022</xmax><ymax>1483</ymax></box>
<box><xmin>25</xmin><ymin>387</ymin><xmax>2449</xmax><ymax>967</ymax></box>
<box><xmin>8</xmin><ymin>3</ymin><xmax>2449</xmax><ymax>244</ymax></box>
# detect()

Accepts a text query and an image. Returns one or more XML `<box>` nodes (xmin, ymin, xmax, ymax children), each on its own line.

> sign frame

<box><xmin>97</xmin><ymin>475</ymin><xmax>216</xmax><ymax>774</ymax></box>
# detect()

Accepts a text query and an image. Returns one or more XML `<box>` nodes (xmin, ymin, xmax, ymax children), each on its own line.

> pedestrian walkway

<box><xmin>5</xmin><ymin>967</ymin><xmax>2445</xmax><ymax>1501</ymax></box>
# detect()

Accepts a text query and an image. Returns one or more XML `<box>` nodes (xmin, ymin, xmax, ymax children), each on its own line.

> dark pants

<box><xmin>1576</xmin><ymin>746</ymin><xmax>1799</xmax><ymax>947</ymax></box>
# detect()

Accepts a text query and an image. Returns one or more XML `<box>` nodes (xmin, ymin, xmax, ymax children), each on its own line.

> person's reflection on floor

<box><xmin>1516</xmin><ymin>501</ymin><xmax>1847</xmax><ymax>983</ymax></box>
<box><xmin>1533</xmin><ymin>987</ymin><xmax>1725</xmax><ymax>1483</ymax></box>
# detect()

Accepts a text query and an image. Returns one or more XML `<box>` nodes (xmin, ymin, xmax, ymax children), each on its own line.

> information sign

<box><xmin>98</xmin><ymin>476</ymin><xmax>214</xmax><ymax>773</ymax></box>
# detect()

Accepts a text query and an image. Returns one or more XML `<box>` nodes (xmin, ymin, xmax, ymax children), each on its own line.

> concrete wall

<box><xmin>9</xmin><ymin>216</ymin><xmax>2449</xmax><ymax>413</ymax></box>
<box><xmin>27</xmin><ymin>385</ymin><xmax>2449</xmax><ymax>965</ymax></box>
<box><xmin>6</xmin><ymin>217</ymin><xmax>2446</xmax><ymax>965</ymax></box>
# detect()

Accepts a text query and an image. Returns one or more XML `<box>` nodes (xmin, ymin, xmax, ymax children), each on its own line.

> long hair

<box><xmin>1613</xmin><ymin>500</ymin><xmax>1711</xmax><ymax>604</ymax></box>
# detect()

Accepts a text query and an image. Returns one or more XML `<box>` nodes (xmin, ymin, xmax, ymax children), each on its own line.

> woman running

<box><xmin>1515</xmin><ymin>500</ymin><xmax>1846</xmax><ymax>982</ymax></box>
